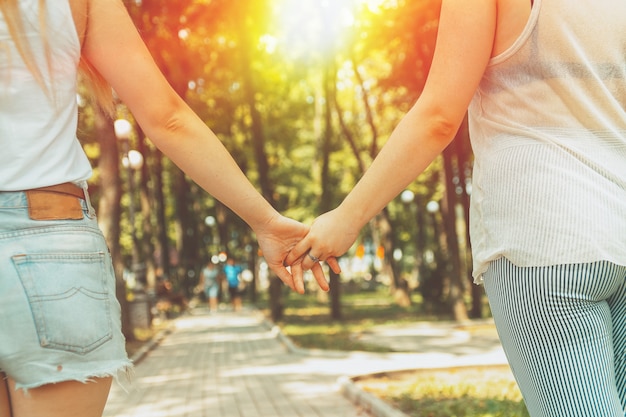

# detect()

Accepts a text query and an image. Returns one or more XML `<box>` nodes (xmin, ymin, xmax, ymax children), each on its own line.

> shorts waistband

<box><xmin>3</xmin><ymin>182</ymin><xmax>96</xmax><ymax>218</ymax></box>
<box><xmin>28</xmin><ymin>183</ymin><xmax>86</xmax><ymax>200</ymax></box>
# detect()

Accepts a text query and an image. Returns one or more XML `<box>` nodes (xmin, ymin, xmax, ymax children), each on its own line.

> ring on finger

<box><xmin>307</xmin><ymin>252</ymin><xmax>320</xmax><ymax>263</ymax></box>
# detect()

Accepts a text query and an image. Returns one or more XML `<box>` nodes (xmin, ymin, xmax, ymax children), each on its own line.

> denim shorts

<box><xmin>204</xmin><ymin>283</ymin><xmax>219</xmax><ymax>298</ymax></box>
<box><xmin>0</xmin><ymin>191</ymin><xmax>132</xmax><ymax>391</ymax></box>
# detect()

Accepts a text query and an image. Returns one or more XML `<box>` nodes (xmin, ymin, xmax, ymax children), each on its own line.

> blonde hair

<box><xmin>0</xmin><ymin>0</ymin><xmax>50</xmax><ymax>90</ymax></box>
<box><xmin>0</xmin><ymin>0</ymin><xmax>115</xmax><ymax>116</ymax></box>
<box><xmin>79</xmin><ymin>57</ymin><xmax>115</xmax><ymax>116</ymax></box>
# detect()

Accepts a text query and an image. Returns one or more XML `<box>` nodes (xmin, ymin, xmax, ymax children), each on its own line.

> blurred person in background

<box><xmin>198</xmin><ymin>260</ymin><xmax>221</xmax><ymax>312</ymax></box>
<box><xmin>223</xmin><ymin>258</ymin><xmax>243</xmax><ymax>312</ymax></box>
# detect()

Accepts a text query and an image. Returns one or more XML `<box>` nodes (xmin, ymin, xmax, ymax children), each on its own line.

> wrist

<box><xmin>335</xmin><ymin>200</ymin><xmax>369</xmax><ymax>232</ymax></box>
<box><xmin>247</xmin><ymin>205</ymin><xmax>281</xmax><ymax>234</ymax></box>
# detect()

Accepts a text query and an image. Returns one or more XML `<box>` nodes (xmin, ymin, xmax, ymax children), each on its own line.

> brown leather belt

<box><xmin>30</xmin><ymin>182</ymin><xmax>85</xmax><ymax>200</ymax></box>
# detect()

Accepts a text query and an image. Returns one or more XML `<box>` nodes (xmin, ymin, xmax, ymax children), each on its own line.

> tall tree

<box><xmin>90</xmin><ymin>106</ymin><xmax>134</xmax><ymax>339</ymax></box>
<box><xmin>442</xmin><ymin>142</ymin><xmax>469</xmax><ymax>321</ymax></box>
<box><xmin>320</xmin><ymin>64</ymin><xmax>343</xmax><ymax>320</ymax></box>
<box><xmin>354</xmin><ymin>0</ymin><xmax>476</xmax><ymax>319</ymax></box>
<box><xmin>123</xmin><ymin>0</ymin><xmax>228</xmax><ymax>292</ymax></box>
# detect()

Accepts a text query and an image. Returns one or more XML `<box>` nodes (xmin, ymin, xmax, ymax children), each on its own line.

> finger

<box><xmin>272</xmin><ymin>265</ymin><xmax>296</xmax><ymax>292</ymax></box>
<box><xmin>303</xmin><ymin>251</ymin><xmax>322</xmax><ymax>271</ymax></box>
<box><xmin>301</xmin><ymin>257</ymin><xmax>315</xmax><ymax>272</ymax></box>
<box><xmin>291</xmin><ymin>262</ymin><xmax>305</xmax><ymax>294</ymax></box>
<box><xmin>285</xmin><ymin>238</ymin><xmax>311</xmax><ymax>266</ymax></box>
<box><xmin>311</xmin><ymin>262</ymin><xmax>329</xmax><ymax>292</ymax></box>
<box><xmin>325</xmin><ymin>256</ymin><xmax>341</xmax><ymax>274</ymax></box>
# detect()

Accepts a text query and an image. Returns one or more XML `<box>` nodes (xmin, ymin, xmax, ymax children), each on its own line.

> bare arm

<box><xmin>81</xmin><ymin>0</ymin><xmax>328</xmax><ymax>292</ymax></box>
<box><xmin>287</xmin><ymin>0</ymin><xmax>497</xmax><ymax>268</ymax></box>
<box><xmin>82</xmin><ymin>0</ymin><xmax>274</xmax><ymax>229</ymax></box>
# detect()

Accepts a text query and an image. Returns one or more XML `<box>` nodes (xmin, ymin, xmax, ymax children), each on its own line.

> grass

<box><xmin>260</xmin><ymin>287</ymin><xmax>448</xmax><ymax>352</ymax></box>
<box><xmin>357</xmin><ymin>366</ymin><xmax>530</xmax><ymax>417</ymax></box>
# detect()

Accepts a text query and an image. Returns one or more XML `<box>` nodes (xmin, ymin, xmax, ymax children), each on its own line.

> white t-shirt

<box><xmin>0</xmin><ymin>0</ymin><xmax>92</xmax><ymax>191</ymax></box>
<box><xmin>468</xmin><ymin>0</ymin><xmax>626</xmax><ymax>282</ymax></box>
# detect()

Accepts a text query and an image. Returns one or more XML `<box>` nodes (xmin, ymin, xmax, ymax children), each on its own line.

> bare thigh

<box><xmin>0</xmin><ymin>374</ymin><xmax>10</xmax><ymax>417</ymax></box>
<box><xmin>8</xmin><ymin>377</ymin><xmax>112</xmax><ymax>417</ymax></box>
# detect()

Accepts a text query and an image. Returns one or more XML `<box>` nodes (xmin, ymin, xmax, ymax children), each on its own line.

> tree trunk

<box><xmin>422</xmin><ymin>209</ymin><xmax>445</xmax><ymax>312</ymax></box>
<box><xmin>236</xmin><ymin>15</ymin><xmax>283</xmax><ymax>319</ymax></box>
<box><xmin>95</xmin><ymin>108</ymin><xmax>134</xmax><ymax>341</ymax></box>
<box><xmin>373</xmin><ymin>210</ymin><xmax>409</xmax><ymax>305</ymax></box>
<box><xmin>136</xmin><ymin>128</ymin><xmax>157</xmax><ymax>293</ymax></box>
<box><xmin>320</xmin><ymin>65</ymin><xmax>343</xmax><ymax>320</ymax></box>
<box><xmin>246</xmin><ymin>240</ymin><xmax>259</xmax><ymax>304</ymax></box>
<box><xmin>173</xmin><ymin>169</ymin><xmax>199</xmax><ymax>297</ymax></box>
<box><xmin>329</xmin><ymin>268</ymin><xmax>342</xmax><ymax>320</ymax></box>
<box><xmin>153</xmin><ymin>149</ymin><xmax>171</xmax><ymax>279</ymax></box>
<box><xmin>442</xmin><ymin>147</ymin><xmax>469</xmax><ymax>322</ymax></box>
<box><xmin>452</xmin><ymin>117</ymin><xmax>481</xmax><ymax>318</ymax></box>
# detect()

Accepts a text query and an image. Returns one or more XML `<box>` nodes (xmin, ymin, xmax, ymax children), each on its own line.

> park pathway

<box><xmin>102</xmin><ymin>308</ymin><xmax>373</xmax><ymax>417</ymax></box>
<box><xmin>102</xmin><ymin>305</ymin><xmax>507</xmax><ymax>417</ymax></box>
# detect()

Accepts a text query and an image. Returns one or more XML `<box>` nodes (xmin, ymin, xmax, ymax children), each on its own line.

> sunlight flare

<box><xmin>272</xmin><ymin>0</ymin><xmax>392</xmax><ymax>58</ymax></box>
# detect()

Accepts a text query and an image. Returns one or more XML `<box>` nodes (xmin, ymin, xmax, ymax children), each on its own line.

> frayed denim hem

<box><xmin>12</xmin><ymin>360</ymin><xmax>134</xmax><ymax>393</ymax></box>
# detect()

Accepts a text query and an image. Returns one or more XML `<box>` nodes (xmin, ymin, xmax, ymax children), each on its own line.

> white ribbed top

<box><xmin>0</xmin><ymin>0</ymin><xmax>91</xmax><ymax>191</ymax></box>
<box><xmin>468</xmin><ymin>0</ymin><xmax>626</xmax><ymax>283</ymax></box>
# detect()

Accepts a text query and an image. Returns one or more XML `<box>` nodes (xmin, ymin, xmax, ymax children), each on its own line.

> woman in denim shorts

<box><xmin>0</xmin><ymin>187</ymin><xmax>132</xmax><ymax>415</ymax></box>
<box><xmin>1</xmin><ymin>1</ymin><xmax>334</xmax><ymax>416</ymax></box>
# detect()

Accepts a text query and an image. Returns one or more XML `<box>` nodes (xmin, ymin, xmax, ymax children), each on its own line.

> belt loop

<box><xmin>81</xmin><ymin>183</ymin><xmax>96</xmax><ymax>218</ymax></box>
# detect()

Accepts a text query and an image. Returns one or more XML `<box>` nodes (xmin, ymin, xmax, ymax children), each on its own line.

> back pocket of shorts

<box><xmin>12</xmin><ymin>252</ymin><xmax>113</xmax><ymax>355</ymax></box>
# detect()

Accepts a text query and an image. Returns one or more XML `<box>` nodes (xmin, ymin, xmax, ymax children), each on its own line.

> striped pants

<box><xmin>483</xmin><ymin>258</ymin><xmax>626</xmax><ymax>417</ymax></box>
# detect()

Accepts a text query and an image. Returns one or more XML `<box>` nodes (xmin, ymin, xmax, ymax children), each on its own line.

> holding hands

<box><xmin>254</xmin><ymin>213</ymin><xmax>334</xmax><ymax>294</ymax></box>
<box><xmin>283</xmin><ymin>207</ymin><xmax>359</xmax><ymax>286</ymax></box>
<box><xmin>259</xmin><ymin>208</ymin><xmax>356</xmax><ymax>294</ymax></box>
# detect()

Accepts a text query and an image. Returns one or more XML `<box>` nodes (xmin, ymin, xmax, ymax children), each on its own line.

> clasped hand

<box><xmin>256</xmin><ymin>209</ymin><xmax>359</xmax><ymax>294</ymax></box>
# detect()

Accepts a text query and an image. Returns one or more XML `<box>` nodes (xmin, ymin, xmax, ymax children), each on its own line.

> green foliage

<box><xmin>82</xmin><ymin>0</ymin><xmax>475</xmax><ymax>318</ymax></box>
<box><xmin>122</xmin><ymin>0</ymin><xmax>449</xmax><ymax>224</ymax></box>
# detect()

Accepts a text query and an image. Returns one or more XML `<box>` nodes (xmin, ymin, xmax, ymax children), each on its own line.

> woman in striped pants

<box><xmin>288</xmin><ymin>0</ymin><xmax>626</xmax><ymax>415</ymax></box>
<box><xmin>485</xmin><ymin>260</ymin><xmax>626</xmax><ymax>415</ymax></box>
